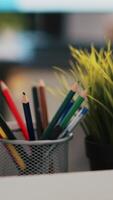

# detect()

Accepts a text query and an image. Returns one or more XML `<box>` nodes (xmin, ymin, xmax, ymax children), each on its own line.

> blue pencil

<box><xmin>58</xmin><ymin>100</ymin><xmax>74</xmax><ymax>123</ymax></box>
<box><xmin>22</xmin><ymin>92</ymin><xmax>35</xmax><ymax>140</ymax></box>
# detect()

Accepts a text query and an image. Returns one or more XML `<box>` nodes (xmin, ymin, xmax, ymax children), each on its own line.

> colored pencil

<box><xmin>32</xmin><ymin>86</ymin><xmax>43</xmax><ymax>139</ymax></box>
<box><xmin>60</xmin><ymin>90</ymin><xmax>87</xmax><ymax>129</ymax></box>
<box><xmin>38</xmin><ymin>80</ymin><xmax>48</xmax><ymax>130</ymax></box>
<box><xmin>22</xmin><ymin>92</ymin><xmax>35</xmax><ymax>140</ymax></box>
<box><xmin>0</xmin><ymin>113</ymin><xmax>16</xmax><ymax>140</ymax></box>
<box><xmin>46</xmin><ymin>107</ymin><xmax>88</xmax><ymax>156</ymax></box>
<box><xmin>0</xmin><ymin>81</ymin><xmax>29</xmax><ymax>140</ymax></box>
<box><xmin>65</xmin><ymin>107</ymin><xmax>88</xmax><ymax>133</ymax></box>
<box><xmin>0</xmin><ymin>127</ymin><xmax>26</xmax><ymax>171</ymax></box>
<box><xmin>0</xmin><ymin>113</ymin><xmax>30</xmax><ymax>164</ymax></box>
<box><xmin>47</xmin><ymin>125</ymin><xmax>62</xmax><ymax>140</ymax></box>
<box><xmin>59</xmin><ymin>107</ymin><xmax>89</xmax><ymax>139</ymax></box>
<box><xmin>42</xmin><ymin>83</ymin><xmax>78</xmax><ymax>140</ymax></box>
<box><xmin>58</xmin><ymin>100</ymin><xmax>74</xmax><ymax>123</ymax></box>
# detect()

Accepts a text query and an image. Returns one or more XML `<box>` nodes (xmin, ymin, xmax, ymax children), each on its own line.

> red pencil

<box><xmin>0</xmin><ymin>81</ymin><xmax>29</xmax><ymax>140</ymax></box>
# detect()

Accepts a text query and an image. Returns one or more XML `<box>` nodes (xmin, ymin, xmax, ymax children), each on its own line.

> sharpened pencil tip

<box><xmin>80</xmin><ymin>90</ymin><xmax>88</xmax><ymax>98</ymax></box>
<box><xmin>39</xmin><ymin>79</ymin><xmax>45</xmax><ymax>87</ymax></box>
<box><xmin>71</xmin><ymin>82</ymin><xmax>78</xmax><ymax>92</ymax></box>
<box><xmin>0</xmin><ymin>80</ymin><xmax>8</xmax><ymax>90</ymax></box>
<box><xmin>22</xmin><ymin>92</ymin><xmax>29</xmax><ymax>103</ymax></box>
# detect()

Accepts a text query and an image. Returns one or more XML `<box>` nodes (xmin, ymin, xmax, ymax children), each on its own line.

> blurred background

<box><xmin>0</xmin><ymin>0</ymin><xmax>113</xmax><ymax>171</ymax></box>
<box><xmin>0</xmin><ymin>1</ymin><xmax>113</xmax><ymax>120</ymax></box>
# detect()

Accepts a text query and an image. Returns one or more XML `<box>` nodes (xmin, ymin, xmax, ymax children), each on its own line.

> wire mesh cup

<box><xmin>0</xmin><ymin>127</ymin><xmax>73</xmax><ymax>176</ymax></box>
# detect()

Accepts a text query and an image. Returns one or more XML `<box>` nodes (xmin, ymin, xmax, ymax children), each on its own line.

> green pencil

<box><xmin>42</xmin><ymin>83</ymin><xmax>78</xmax><ymax>139</ymax></box>
<box><xmin>60</xmin><ymin>90</ymin><xmax>87</xmax><ymax>129</ymax></box>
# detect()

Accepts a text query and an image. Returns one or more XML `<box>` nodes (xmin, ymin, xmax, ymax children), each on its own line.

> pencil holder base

<box><xmin>0</xmin><ymin>129</ymin><xmax>73</xmax><ymax>176</ymax></box>
<box><xmin>85</xmin><ymin>136</ymin><xmax>113</xmax><ymax>170</ymax></box>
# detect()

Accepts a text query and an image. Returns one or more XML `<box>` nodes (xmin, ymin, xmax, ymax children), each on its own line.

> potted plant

<box><xmin>52</xmin><ymin>41</ymin><xmax>113</xmax><ymax>170</ymax></box>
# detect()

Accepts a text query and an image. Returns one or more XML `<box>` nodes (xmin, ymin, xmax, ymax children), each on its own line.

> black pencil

<box><xmin>32</xmin><ymin>86</ymin><xmax>43</xmax><ymax>139</ymax></box>
<box><xmin>0</xmin><ymin>113</ymin><xmax>31</xmax><ymax>157</ymax></box>
<box><xmin>22</xmin><ymin>92</ymin><xmax>35</xmax><ymax>140</ymax></box>
<box><xmin>0</xmin><ymin>113</ymin><xmax>16</xmax><ymax>139</ymax></box>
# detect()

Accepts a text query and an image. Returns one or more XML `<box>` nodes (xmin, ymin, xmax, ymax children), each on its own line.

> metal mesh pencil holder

<box><xmin>0</xmin><ymin>128</ymin><xmax>73</xmax><ymax>176</ymax></box>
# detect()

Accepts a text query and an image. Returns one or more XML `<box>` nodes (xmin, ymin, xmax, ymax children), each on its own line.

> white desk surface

<box><xmin>0</xmin><ymin>170</ymin><xmax>113</xmax><ymax>200</ymax></box>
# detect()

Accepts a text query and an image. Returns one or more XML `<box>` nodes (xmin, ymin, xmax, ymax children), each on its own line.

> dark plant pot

<box><xmin>85</xmin><ymin>136</ymin><xmax>113</xmax><ymax>170</ymax></box>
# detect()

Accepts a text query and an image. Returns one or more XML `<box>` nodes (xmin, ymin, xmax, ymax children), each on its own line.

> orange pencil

<box><xmin>38</xmin><ymin>80</ymin><xmax>49</xmax><ymax>130</ymax></box>
<box><xmin>0</xmin><ymin>81</ymin><xmax>29</xmax><ymax>140</ymax></box>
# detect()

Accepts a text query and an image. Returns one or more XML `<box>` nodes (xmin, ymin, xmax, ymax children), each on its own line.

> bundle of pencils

<box><xmin>41</xmin><ymin>85</ymin><xmax>88</xmax><ymax>140</ymax></box>
<box><xmin>0</xmin><ymin>80</ymin><xmax>88</xmax><ymax>174</ymax></box>
<box><xmin>0</xmin><ymin>80</ymin><xmax>88</xmax><ymax>142</ymax></box>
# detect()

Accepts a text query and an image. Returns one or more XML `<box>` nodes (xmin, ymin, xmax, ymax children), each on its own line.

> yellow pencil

<box><xmin>0</xmin><ymin>127</ymin><xmax>26</xmax><ymax>171</ymax></box>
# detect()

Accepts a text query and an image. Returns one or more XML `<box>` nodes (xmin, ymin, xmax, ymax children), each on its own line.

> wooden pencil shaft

<box><xmin>0</xmin><ymin>106</ymin><xmax>32</xmax><ymax>170</ymax></box>
<box><xmin>60</xmin><ymin>96</ymin><xmax>85</xmax><ymax>129</ymax></box>
<box><xmin>46</xmin><ymin>114</ymin><xmax>84</xmax><ymax>156</ymax></box>
<box><xmin>42</xmin><ymin>90</ymin><xmax>75</xmax><ymax>140</ymax></box>
<box><xmin>58</xmin><ymin>100</ymin><xmax>74</xmax><ymax>123</ymax></box>
<box><xmin>0</xmin><ymin>120</ymin><xmax>31</xmax><ymax>165</ymax></box>
<box><xmin>0</xmin><ymin>114</ymin><xmax>31</xmax><ymax>161</ymax></box>
<box><xmin>39</xmin><ymin>85</ymin><xmax>48</xmax><ymax>130</ymax></box>
<box><xmin>48</xmin><ymin>125</ymin><xmax>63</xmax><ymax>140</ymax></box>
<box><xmin>4</xmin><ymin>144</ymin><xmax>26</xmax><ymax>174</ymax></box>
<box><xmin>23</xmin><ymin>102</ymin><xmax>35</xmax><ymax>140</ymax></box>
<box><xmin>0</xmin><ymin>81</ymin><xmax>29</xmax><ymax>140</ymax></box>
<box><xmin>32</xmin><ymin>87</ymin><xmax>43</xmax><ymax>139</ymax></box>
<box><xmin>0</xmin><ymin>128</ymin><xmax>26</xmax><ymax>171</ymax></box>
<box><xmin>57</xmin><ymin>113</ymin><xmax>84</xmax><ymax>140</ymax></box>
<box><xmin>7</xmin><ymin>144</ymin><xmax>26</xmax><ymax>171</ymax></box>
<box><xmin>60</xmin><ymin>110</ymin><xmax>87</xmax><ymax>139</ymax></box>
<box><xmin>32</xmin><ymin>87</ymin><xmax>40</xmax><ymax>106</ymax></box>
<box><xmin>68</xmin><ymin>113</ymin><xmax>84</xmax><ymax>132</ymax></box>
<box><xmin>0</xmin><ymin>114</ymin><xmax>16</xmax><ymax>139</ymax></box>
<box><xmin>46</xmin><ymin>108</ymin><xmax>88</xmax><ymax>156</ymax></box>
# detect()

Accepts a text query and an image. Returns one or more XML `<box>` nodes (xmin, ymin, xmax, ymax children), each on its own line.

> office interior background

<box><xmin>0</xmin><ymin>1</ymin><xmax>113</xmax><ymax>172</ymax></box>
<box><xmin>1</xmin><ymin>12</ymin><xmax>113</xmax><ymax>119</ymax></box>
